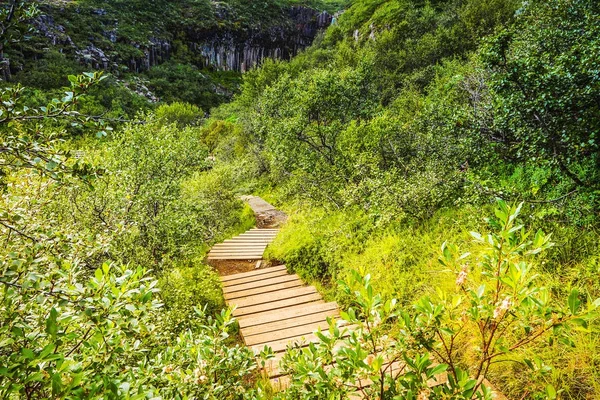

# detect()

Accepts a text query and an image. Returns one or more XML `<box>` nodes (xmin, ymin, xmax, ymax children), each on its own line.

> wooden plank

<box><xmin>223</xmin><ymin>238</ymin><xmax>275</xmax><ymax>242</ymax></box>
<box><xmin>211</xmin><ymin>244</ymin><xmax>269</xmax><ymax>248</ymax></box>
<box><xmin>212</xmin><ymin>243</ymin><xmax>269</xmax><ymax>247</ymax></box>
<box><xmin>225</xmin><ymin>279</ymin><xmax>304</xmax><ymax>300</ymax></box>
<box><xmin>208</xmin><ymin>255</ymin><xmax>264</xmax><ymax>260</ymax></box>
<box><xmin>219</xmin><ymin>242</ymin><xmax>271</xmax><ymax>247</ymax></box>
<box><xmin>211</xmin><ymin>250</ymin><xmax>268</xmax><ymax>253</ymax></box>
<box><xmin>252</xmin><ymin>324</ymin><xmax>355</xmax><ymax>353</ymax></box>
<box><xmin>225</xmin><ymin>236</ymin><xmax>276</xmax><ymax>239</ymax></box>
<box><xmin>220</xmin><ymin>265</ymin><xmax>287</xmax><ymax>282</ymax></box>
<box><xmin>229</xmin><ymin>285</ymin><xmax>317</xmax><ymax>306</ymax></box>
<box><xmin>238</xmin><ymin>302</ymin><xmax>338</xmax><ymax>329</ymax></box>
<box><xmin>223</xmin><ymin>274</ymin><xmax>300</xmax><ymax>294</ymax></box>
<box><xmin>211</xmin><ymin>249</ymin><xmax>267</xmax><ymax>253</ymax></box>
<box><xmin>222</xmin><ymin>269</ymin><xmax>290</xmax><ymax>288</ymax></box>
<box><xmin>234</xmin><ymin>293</ymin><xmax>322</xmax><ymax>318</ymax></box>
<box><xmin>209</xmin><ymin>249</ymin><xmax>266</xmax><ymax>253</ymax></box>
<box><xmin>245</xmin><ymin>319</ymin><xmax>349</xmax><ymax>346</ymax></box>
<box><xmin>209</xmin><ymin>251</ymin><xmax>265</xmax><ymax>256</ymax></box>
<box><xmin>235</xmin><ymin>235</ymin><xmax>277</xmax><ymax>239</ymax></box>
<box><xmin>238</xmin><ymin>231</ymin><xmax>277</xmax><ymax>235</ymax></box>
<box><xmin>243</xmin><ymin>309</ymin><xmax>339</xmax><ymax>336</ymax></box>
<box><xmin>238</xmin><ymin>231</ymin><xmax>277</xmax><ymax>237</ymax></box>
<box><xmin>209</xmin><ymin>253</ymin><xmax>265</xmax><ymax>258</ymax></box>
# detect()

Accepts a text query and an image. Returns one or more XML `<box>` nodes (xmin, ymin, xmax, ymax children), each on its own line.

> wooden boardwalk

<box><xmin>207</xmin><ymin>228</ymin><xmax>279</xmax><ymax>260</ymax></box>
<box><xmin>212</xmin><ymin>197</ymin><xmax>506</xmax><ymax>397</ymax></box>
<box><xmin>220</xmin><ymin>265</ymin><xmax>343</xmax><ymax>380</ymax></box>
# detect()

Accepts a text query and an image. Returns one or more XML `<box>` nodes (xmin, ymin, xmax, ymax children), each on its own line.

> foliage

<box><xmin>0</xmin><ymin>262</ymin><xmax>162</xmax><ymax>398</ymax></box>
<box><xmin>144</xmin><ymin>308</ymin><xmax>262</xmax><ymax>400</ymax></box>
<box><xmin>0</xmin><ymin>67</ymin><xmax>260</xmax><ymax>398</ymax></box>
<box><xmin>0</xmin><ymin>257</ymin><xmax>260</xmax><ymax>398</ymax></box>
<box><xmin>0</xmin><ymin>0</ymin><xmax>39</xmax><ymax>56</ymax></box>
<box><xmin>277</xmin><ymin>201</ymin><xmax>600</xmax><ymax>399</ymax></box>
<box><xmin>159</xmin><ymin>264</ymin><xmax>224</xmax><ymax>333</ymax></box>
<box><xmin>145</xmin><ymin>63</ymin><xmax>236</xmax><ymax>112</ymax></box>
<box><xmin>0</xmin><ymin>72</ymin><xmax>108</xmax><ymax>185</ymax></box>
<box><xmin>154</xmin><ymin>101</ymin><xmax>202</xmax><ymax>127</ymax></box>
<box><xmin>483</xmin><ymin>0</ymin><xmax>600</xmax><ymax>189</ymax></box>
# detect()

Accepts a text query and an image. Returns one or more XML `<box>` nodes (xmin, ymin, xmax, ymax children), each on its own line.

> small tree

<box><xmin>279</xmin><ymin>200</ymin><xmax>599</xmax><ymax>399</ymax></box>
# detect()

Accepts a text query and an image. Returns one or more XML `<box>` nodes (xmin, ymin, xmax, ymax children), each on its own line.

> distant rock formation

<box><xmin>194</xmin><ymin>7</ymin><xmax>332</xmax><ymax>72</ymax></box>
<box><xmin>31</xmin><ymin>6</ymin><xmax>332</xmax><ymax>74</ymax></box>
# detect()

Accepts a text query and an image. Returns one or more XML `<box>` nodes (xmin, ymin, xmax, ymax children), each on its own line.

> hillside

<box><xmin>3</xmin><ymin>0</ymin><xmax>340</xmax><ymax>110</ymax></box>
<box><xmin>1</xmin><ymin>0</ymin><xmax>599</xmax><ymax>399</ymax></box>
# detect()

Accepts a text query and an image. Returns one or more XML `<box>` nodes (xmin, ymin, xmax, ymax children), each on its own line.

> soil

<box><xmin>241</xmin><ymin>195</ymin><xmax>288</xmax><ymax>228</ymax></box>
<box><xmin>255</xmin><ymin>209</ymin><xmax>287</xmax><ymax>228</ymax></box>
<box><xmin>208</xmin><ymin>196</ymin><xmax>287</xmax><ymax>276</ymax></box>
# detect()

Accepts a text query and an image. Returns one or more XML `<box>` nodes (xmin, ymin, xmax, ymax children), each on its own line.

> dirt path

<box><xmin>240</xmin><ymin>195</ymin><xmax>287</xmax><ymax>228</ymax></box>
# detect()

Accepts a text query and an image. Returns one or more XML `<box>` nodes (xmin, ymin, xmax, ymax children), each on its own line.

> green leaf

<box><xmin>545</xmin><ymin>384</ymin><xmax>557</xmax><ymax>399</ymax></box>
<box><xmin>52</xmin><ymin>373</ymin><xmax>62</xmax><ymax>396</ymax></box>
<box><xmin>46</xmin><ymin>308</ymin><xmax>58</xmax><ymax>338</ymax></box>
<box><xmin>568</xmin><ymin>289</ymin><xmax>581</xmax><ymax>314</ymax></box>
<box><xmin>470</xmin><ymin>231</ymin><xmax>483</xmax><ymax>241</ymax></box>
<box><xmin>428</xmin><ymin>364</ymin><xmax>448</xmax><ymax>378</ymax></box>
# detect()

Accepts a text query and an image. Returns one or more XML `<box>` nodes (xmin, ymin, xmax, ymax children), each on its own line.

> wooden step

<box><xmin>211</xmin><ymin>244</ymin><xmax>269</xmax><ymax>249</ymax></box>
<box><xmin>209</xmin><ymin>252</ymin><xmax>265</xmax><ymax>257</ymax></box>
<box><xmin>243</xmin><ymin>309</ymin><xmax>339</xmax><ymax>336</ymax></box>
<box><xmin>245</xmin><ymin>319</ymin><xmax>349</xmax><ymax>346</ymax></box>
<box><xmin>234</xmin><ymin>293</ymin><xmax>322</xmax><ymax>318</ymax></box>
<box><xmin>209</xmin><ymin>255</ymin><xmax>266</xmax><ymax>259</ymax></box>
<box><xmin>222</xmin><ymin>269</ymin><xmax>290</xmax><ymax>288</ymax></box>
<box><xmin>229</xmin><ymin>285</ymin><xmax>317</xmax><ymax>306</ymax></box>
<box><xmin>211</xmin><ymin>249</ymin><xmax>268</xmax><ymax>253</ymax></box>
<box><xmin>223</xmin><ymin>238</ymin><xmax>275</xmax><ymax>242</ymax></box>
<box><xmin>252</xmin><ymin>323</ymin><xmax>355</xmax><ymax>353</ymax></box>
<box><xmin>237</xmin><ymin>231</ymin><xmax>277</xmax><ymax>237</ymax></box>
<box><xmin>225</xmin><ymin>279</ymin><xmax>305</xmax><ymax>300</ymax></box>
<box><xmin>223</xmin><ymin>274</ymin><xmax>301</xmax><ymax>294</ymax></box>
<box><xmin>220</xmin><ymin>265</ymin><xmax>287</xmax><ymax>282</ymax></box>
<box><xmin>208</xmin><ymin>255</ymin><xmax>265</xmax><ymax>260</ymax></box>
<box><xmin>238</xmin><ymin>302</ymin><xmax>339</xmax><ymax>329</ymax></box>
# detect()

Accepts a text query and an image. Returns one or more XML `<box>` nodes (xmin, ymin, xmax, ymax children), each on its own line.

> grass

<box><xmin>263</xmin><ymin>199</ymin><xmax>600</xmax><ymax>398</ymax></box>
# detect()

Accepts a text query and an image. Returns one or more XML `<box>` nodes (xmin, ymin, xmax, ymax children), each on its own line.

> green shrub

<box><xmin>155</xmin><ymin>102</ymin><xmax>202</xmax><ymax>127</ymax></box>
<box><xmin>277</xmin><ymin>201</ymin><xmax>600</xmax><ymax>399</ymax></box>
<box><xmin>159</xmin><ymin>263</ymin><xmax>224</xmax><ymax>332</ymax></box>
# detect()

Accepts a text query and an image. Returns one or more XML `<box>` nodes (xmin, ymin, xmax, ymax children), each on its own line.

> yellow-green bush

<box><xmin>159</xmin><ymin>263</ymin><xmax>225</xmax><ymax>333</ymax></box>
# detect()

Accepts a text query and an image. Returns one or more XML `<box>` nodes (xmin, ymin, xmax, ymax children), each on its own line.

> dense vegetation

<box><xmin>206</xmin><ymin>0</ymin><xmax>600</xmax><ymax>397</ymax></box>
<box><xmin>1</xmin><ymin>0</ymin><xmax>599</xmax><ymax>399</ymax></box>
<box><xmin>4</xmin><ymin>0</ymin><xmax>347</xmax><ymax>115</ymax></box>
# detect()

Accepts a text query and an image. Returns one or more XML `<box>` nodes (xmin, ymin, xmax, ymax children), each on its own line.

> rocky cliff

<box><xmin>27</xmin><ymin>2</ymin><xmax>332</xmax><ymax>75</ymax></box>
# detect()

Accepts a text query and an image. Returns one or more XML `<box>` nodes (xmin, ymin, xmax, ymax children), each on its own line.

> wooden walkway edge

<box><xmin>212</xmin><ymin>196</ymin><xmax>506</xmax><ymax>398</ymax></box>
<box><xmin>219</xmin><ymin>265</ymin><xmax>339</xmax><ymax>378</ymax></box>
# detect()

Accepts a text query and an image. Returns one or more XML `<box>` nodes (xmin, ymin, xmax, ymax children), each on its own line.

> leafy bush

<box><xmin>145</xmin><ymin>62</ymin><xmax>232</xmax><ymax>111</ymax></box>
<box><xmin>155</xmin><ymin>102</ymin><xmax>202</xmax><ymax>127</ymax></box>
<box><xmin>159</xmin><ymin>263</ymin><xmax>225</xmax><ymax>332</ymax></box>
<box><xmin>0</xmin><ymin>77</ymin><xmax>263</xmax><ymax>398</ymax></box>
<box><xmin>0</xmin><ymin>261</ymin><xmax>161</xmax><ymax>398</ymax></box>
<box><xmin>483</xmin><ymin>0</ymin><xmax>600</xmax><ymax>189</ymax></box>
<box><xmin>277</xmin><ymin>201</ymin><xmax>600</xmax><ymax>399</ymax></box>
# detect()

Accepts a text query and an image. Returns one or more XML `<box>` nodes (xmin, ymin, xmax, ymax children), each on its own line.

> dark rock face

<box><xmin>194</xmin><ymin>7</ymin><xmax>332</xmax><ymax>72</ymax></box>
<box><xmin>31</xmin><ymin>6</ymin><xmax>331</xmax><ymax>74</ymax></box>
<box><xmin>127</xmin><ymin>39</ymin><xmax>172</xmax><ymax>73</ymax></box>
